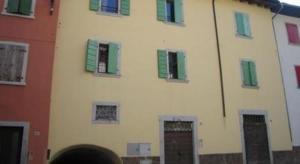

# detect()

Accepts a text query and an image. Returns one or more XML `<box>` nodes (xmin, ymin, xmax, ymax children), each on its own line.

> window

<box><xmin>89</xmin><ymin>0</ymin><xmax>130</xmax><ymax>16</ymax></box>
<box><xmin>92</xmin><ymin>102</ymin><xmax>120</xmax><ymax>124</ymax></box>
<box><xmin>0</xmin><ymin>121</ymin><xmax>29</xmax><ymax>164</ymax></box>
<box><xmin>235</xmin><ymin>12</ymin><xmax>251</xmax><ymax>37</ymax></box>
<box><xmin>286</xmin><ymin>23</ymin><xmax>300</xmax><ymax>44</ymax></box>
<box><xmin>86</xmin><ymin>39</ymin><xmax>120</xmax><ymax>76</ymax></box>
<box><xmin>295</xmin><ymin>66</ymin><xmax>300</xmax><ymax>88</ymax></box>
<box><xmin>241</xmin><ymin>60</ymin><xmax>258</xmax><ymax>87</ymax></box>
<box><xmin>157</xmin><ymin>0</ymin><xmax>183</xmax><ymax>24</ymax></box>
<box><xmin>0</xmin><ymin>41</ymin><xmax>28</xmax><ymax>85</ymax></box>
<box><xmin>2</xmin><ymin>0</ymin><xmax>36</xmax><ymax>18</ymax></box>
<box><xmin>157</xmin><ymin>49</ymin><xmax>187</xmax><ymax>80</ymax></box>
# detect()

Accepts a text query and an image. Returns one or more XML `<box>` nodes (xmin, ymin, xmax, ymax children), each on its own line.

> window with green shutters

<box><xmin>157</xmin><ymin>0</ymin><xmax>183</xmax><ymax>24</ymax></box>
<box><xmin>235</xmin><ymin>12</ymin><xmax>251</xmax><ymax>37</ymax></box>
<box><xmin>241</xmin><ymin>60</ymin><xmax>258</xmax><ymax>87</ymax></box>
<box><xmin>157</xmin><ymin>49</ymin><xmax>187</xmax><ymax>80</ymax></box>
<box><xmin>86</xmin><ymin>39</ymin><xmax>120</xmax><ymax>76</ymax></box>
<box><xmin>4</xmin><ymin>0</ymin><xmax>35</xmax><ymax>17</ymax></box>
<box><xmin>89</xmin><ymin>0</ymin><xmax>130</xmax><ymax>16</ymax></box>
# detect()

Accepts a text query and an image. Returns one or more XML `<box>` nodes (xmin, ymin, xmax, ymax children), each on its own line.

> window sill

<box><xmin>94</xmin><ymin>72</ymin><xmax>121</xmax><ymax>78</ymax></box>
<box><xmin>1</xmin><ymin>11</ymin><xmax>35</xmax><ymax>19</ymax></box>
<box><xmin>242</xmin><ymin>85</ymin><xmax>259</xmax><ymax>89</ymax></box>
<box><xmin>0</xmin><ymin>81</ymin><xmax>26</xmax><ymax>86</ymax></box>
<box><xmin>96</xmin><ymin>11</ymin><xmax>123</xmax><ymax>17</ymax></box>
<box><xmin>236</xmin><ymin>33</ymin><xmax>253</xmax><ymax>39</ymax></box>
<box><xmin>92</xmin><ymin>120</ymin><xmax>119</xmax><ymax>124</ymax></box>
<box><xmin>166</xmin><ymin>78</ymin><xmax>189</xmax><ymax>83</ymax></box>
<box><xmin>163</xmin><ymin>21</ymin><xmax>185</xmax><ymax>27</ymax></box>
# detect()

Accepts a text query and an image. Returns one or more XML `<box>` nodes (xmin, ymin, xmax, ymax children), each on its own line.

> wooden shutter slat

<box><xmin>108</xmin><ymin>43</ymin><xmax>119</xmax><ymax>74</ymax></box>
<box><xmin>286</xmin><ymin>23</ymin><xmax>300</xmax><ymax>44</ymax></box>
<box><xmin>243</xmin><ymin>14</ymin><xmax>251</xmax><ymax>37</ymax></box>
<box><xmin>235</xmin><ymin>12</ymin><xmax>245</xmax><ymax>36</ymax></box>
<box><xmin>157</xmin><ymin>50</ymin><xmax>168</xmax><ymax>78</ymax></box>
<box><xmin>90</xmin><ymin>0</ymin><xmax>99</xmax><ymax>11</ymax></box>
<box><xmin>174</xmin><ymin>0</ymin><xmax>183</xmax><ymax>23</ymax></box>
<box><xmin>242</xmin><ymin>61</ymin><xmax>251</xmax><ymax>86</ymax></box>
<box><xmin>0</xmin><ymin>44</ymin><xmax>8</xmax><ymax>81</ymax></box>
<box><xmin>177</xmin><ymin>52</ymin><xmax>186</xmax><ymax>80</ymax></box>
<box><xmin>249</xmin><ymin>61</ymin><xmax>257</xmax><ymax>86</ymax></box>
<box><xmin>120</xmin><ymin>0</ymin><xmax>130</xmax><ymax>15</ymax></box>
<box><xmin>19</xmin><ymin>0</ymin><xmax>32</xmax><ymax>15</ymax></box>
<box><xmin>86</xmin><ymin>39</ymin><xmax>98</xmax><ymax>72</ymax></box>
<box><xmin>7</xmin><ymin>0</ymin><xmax>19</xmax><ymax>13</ymax></box>
<box><xmin>157</xmin><ymin>0</ymin><xmax>166</xmax><ymax>21</ymax></box>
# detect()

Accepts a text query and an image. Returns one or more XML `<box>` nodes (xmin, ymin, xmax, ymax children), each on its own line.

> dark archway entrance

<box><xmin>50</xmin><ymin>145</ymin><xmax>122</xmax><ymax>164</ymax></box>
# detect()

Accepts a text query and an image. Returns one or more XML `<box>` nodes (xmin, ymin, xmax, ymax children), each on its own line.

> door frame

<box><xmin>159</xmin><ymin>116</ymin><xmax>199</xmax><ymax>164</ymax></box>
<box><xmin>0</xmin><ymin>121</ymin><xmax>30</xmax><ymax>164</ymax></box>
<box><xmin>239</xmin><ymin>110</ymin><xmax>274</xmax><ymax>164</ymax></box>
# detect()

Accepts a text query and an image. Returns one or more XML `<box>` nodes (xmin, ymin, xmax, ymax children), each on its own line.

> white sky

<box><xmin>280</xmin><ymin>0</ymin><xmax>300</xmax><ymax>6</ymax></box>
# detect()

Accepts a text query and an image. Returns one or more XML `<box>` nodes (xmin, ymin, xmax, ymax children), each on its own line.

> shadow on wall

<box><xmin>50</xmin><ymin>144</ymin><xmax>122</xmax><ymax>164</ymax></box>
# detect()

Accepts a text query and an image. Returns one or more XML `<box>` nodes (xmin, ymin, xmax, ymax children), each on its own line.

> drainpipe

<box><xmin>271</xmin><ymin>3</ymin><xmax>293</xmax><ymax>143</ymax></box>
<box><xmin>212</xmin><ymin>0</ymin><xmax>226</xmax><ymax>117</ymax></box>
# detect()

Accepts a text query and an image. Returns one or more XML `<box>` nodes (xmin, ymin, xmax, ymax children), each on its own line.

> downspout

<box><xmin>271</xmin><ymin>3</ymin><xmax>293</xmax><ymax>143</ymax></box>
<box><xmin>212</xmin><ymin>0</ymin><xmax>226</xmax><ymax>117</ymax></box>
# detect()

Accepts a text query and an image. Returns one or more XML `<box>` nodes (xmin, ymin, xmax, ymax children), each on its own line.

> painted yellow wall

<box><xmin>49</xmin><ymin>0</ymin><xmax>292</xmax><ymax>159</ymax></box>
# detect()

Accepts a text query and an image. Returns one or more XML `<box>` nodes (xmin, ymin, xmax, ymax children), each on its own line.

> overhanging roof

<box><xmin>237</xmin><ymin>0</ymin><xmax>280</xmax><ymax>8</ymax></box>
<box><xmin>271</xmin><ymin>3</ymin><xmax>300</xmax><ymax>18</ymax></box>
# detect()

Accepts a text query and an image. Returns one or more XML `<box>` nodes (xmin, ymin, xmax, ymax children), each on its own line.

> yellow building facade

<box><xmin>48</xmin><ymin>0</ymin><xmax>293</xmax><ymax>164</ymax></box>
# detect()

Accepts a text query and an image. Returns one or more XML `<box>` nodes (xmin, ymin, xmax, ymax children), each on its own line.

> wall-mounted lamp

<box><xmin>50</xmin><ymin>0</ymin><xmax>55</xmax><ymax>15</ymax></box>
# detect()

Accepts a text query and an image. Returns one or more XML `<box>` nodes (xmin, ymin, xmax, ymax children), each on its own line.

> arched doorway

<box><xmin>50</xmin><ymin>145</ymin><xmax>122</xmax><ymax>164</ymax></box>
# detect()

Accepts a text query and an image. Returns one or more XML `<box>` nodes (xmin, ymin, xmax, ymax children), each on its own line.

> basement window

<box><xmin>92</xmin><ymin>102</ymin><xmax>120</xmax><ymax>124</ymax></box>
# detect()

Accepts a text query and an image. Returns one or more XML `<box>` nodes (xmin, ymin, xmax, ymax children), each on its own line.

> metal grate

<box><xmin>95</xmin><ymin>105</ymin><xmax>117</xmax><ymax>121</ymax></box>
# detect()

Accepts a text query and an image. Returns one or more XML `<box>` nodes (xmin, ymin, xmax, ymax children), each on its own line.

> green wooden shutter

<box><xmin>243</xmin><ymin>14</ymin><xmax>251</xmax><ymax>37</ymax></box>
<box><xmin>86</xmin><ymin>39</ymin><xmax>98</xmax><ymax>72</ymax></box>
<box><xmin>90</xmin><ymin>0</ymin><xmax>99</xmax><ymax>11</ymax></box>
<box><xmin>242</xmin><ymin>61</ymin><xmax>251</xmax><ymax>86</ymax></box>
<box><xmin>157</xmin><ymin>50</ymin><xmax>168</xmax><ymax>78</ymax></box>
<box><xmin>249</xmin><ymin>61</ymin><xmax>257</xmax><ymax>86</ymax></box>
<box><xmin>121</xmin><ymin>0</ymin><xmax>130</xmax><ymax>15</ymax></box>
<box><xmin>174</xmin><ymin>0</ymin><xmax>183</xmax><ymax>23</ymax></box>
<box><xmin>7</xmin><ymin>0</ymin><xmax>19</xmax><ymax>13</ymax></box>
<box><xmin>157</xmin><ymin>0</ymin><xmax>166</xmax><ymax>21</ymax></box>
<box><xmin>108</xmin><ymin>43</ymin><xmax>119</xmax><ymax>74</ymax></box>
<box><xmin>235</xmin><ymin>12</ymin><xmax>245</xmax><ymax>36</ymax></box>
<box><xmin>19</xmin><ymin>0</ymin><xmax>32</xmax><ymax>15</ymax></box>
<box><xmin>177</xmin><ymin>52</ymin><xmax>186</xmax><ymax>80</ymax></box>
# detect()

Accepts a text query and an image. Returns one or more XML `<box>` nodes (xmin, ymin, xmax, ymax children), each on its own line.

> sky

<box><xmin>280</xmin><ymin>0</ymin><xmax>300</xmax><ymax>6</ymax></box>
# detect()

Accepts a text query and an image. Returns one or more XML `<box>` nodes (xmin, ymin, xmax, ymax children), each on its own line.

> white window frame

<box><xmin>1</xmin><ymin>0</ymin><xmax>36</xmax><ymax>19</ymax></box>
<box><xmin>92</xmin><ymin>40</ymin><xmax>121</xmax><ymax>77</ymax></box>
<box><xmin>159</xmin><ymin>116</ymin><xmax>199</xmax><ymax>164</ymax></box>
<box><xmin>239</xmin><ymin>110</ymin><xmax>274</xmax><ymax>164</ymax></box>
<box><xmin>165</xmin><ymin>49</ymin><xmax>188</xmax><ymax>82</ymax></box>
<box><xmin>97</xmin><ymin>0</ymin><xmax>122</xmax><ymax>16</ymax></box>
<box><xmin>0</xmin><ymin>41</ymin><xmax>29</xmax><ymax>86</ymax></box>
<box><xmin>0</xmin><ymin>121</ymin><xmax>30</xmax><ymax>164</ymax></box>
<box><xmin>234</xmin><ymin>11</ymin><xmax>253</xmax><ymax>39</ymax></box>
<box><xmin>92</xmin><ymin>102</ymin><xmax>120</xmax><ymax>124</ymax></box>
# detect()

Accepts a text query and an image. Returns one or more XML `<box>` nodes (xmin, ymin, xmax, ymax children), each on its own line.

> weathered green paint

<box><xmin>157</xmin><ymin>50</ymin><xmax>168</xmax><ymax>78</ymax></box>
<box><xmin>86</xmin><ymin>39</ymin><xmax>98</xmax><ymax>72</ymax></box>
<box><xmin>108</xmin><ymin>43</ymin><xmax>119</xmax><ymax>74</ymax></box>
<box><xmin>177</xmin><ymin>52</ymin><xmax>186</xmax><ymax>80</ymax></box>
<box><xmin>157</xmin><ymin>0</ymin><xmax>166</xmax><ymax>21</ymax></box>
<box><xmin>90</xmin><ymin>0</ymin><xmax>99</xmax><ymax>11</ymax></box>
<box><xmin>121</xmin><ymin>0</ymin><xmax>130</xmax><ymax>15</ymax></box>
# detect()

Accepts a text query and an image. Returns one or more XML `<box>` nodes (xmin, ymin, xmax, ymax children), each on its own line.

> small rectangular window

<box><xmin>101</xmin><ymin>0</ymin><xmax>119</xmax><ymax>13</ymax></box>
<box><xmin>241</xmin><ymin>60</ymin><xmax>258</xmax><ymax>87</ymax></box>
<box><xmin>166</xmin><ymin>0</ymin><xmax>175</xmax><ymax>22</ymax></box>
<box><xmin>235</xmin><ymin>12</ymin><xmax>251</xmax><ymax>37</ymax></box>
<box><xmin>157</xmin><ymin>49</ymin><xmax>186</xmax><ymax>81</ymax></box>
<box><xmin>0</xmin><ymin>42</ymin><xmax>28</xmax><ymax>85</ymax></box>
<box><xmin>3</xmin><ymin>0</ymin><xmax>35</xmax><ymax>17</ymax></box>
<box><xmin>86</xmin><ymin>39</ymin><xmax>120</xmax><ymax>76</ymax></box>
<box><xmin>92</xmin><ymin>102</ymin><xmax>120</xmax><ymax>124</ymax></box>
<box><xmin>168</xmin><ymin>52</ymin><xmax>178</xmax><ymax>79</ymax></box>
<box><xmin>286</xmin><ymin>23</ymin><xmax>300</xmax><ymax>44</ymax></box>
<box><xmin>295</xmin><ymin>66</ymin><xmax>300</xmax><ymax>88</ymax></box>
